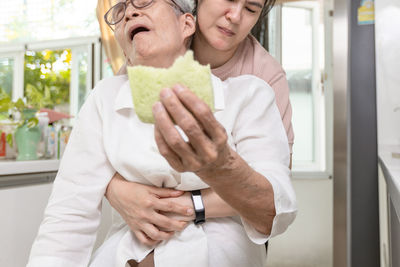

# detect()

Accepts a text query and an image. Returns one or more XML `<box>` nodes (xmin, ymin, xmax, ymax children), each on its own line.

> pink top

<box><xmin>212</xmin><ymin>35</ymin><xmax>294</xmax><ymax>152</ymax></box>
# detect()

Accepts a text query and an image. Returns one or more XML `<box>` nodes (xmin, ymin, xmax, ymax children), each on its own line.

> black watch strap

<box><xmin>191</xmin><ymin>190</ymin><xmax>205</xmax><ymax>225</ymax></box>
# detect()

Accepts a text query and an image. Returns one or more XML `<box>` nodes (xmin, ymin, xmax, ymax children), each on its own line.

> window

<box><xmin>0</xmin><ymin>0</ymin><xmax>99</xmax><ymax>44</ymax></box>
<box><xmin>24</xmin><ymin>49</ymin><xmax>72</xmax><ymax>114</ymax></box>
<box><xmin>0</xmin><ymin>57</ymin><xmax>14</xmax><ymax>97</ymax></box>
<box><xmin>0</xmin><ymin>45</ymin><xmax>25</xmax><ymax>101</ymax></box>
<box><xmin>0</xmin><ymin>0</ymin><xmax>102</xmax><ymax>119</ymax></box>
<box><xmin>0</xmin><ymin>38</ymin><xmax>102</xmax><ymax>118</ymax></box>
<box><xmin>268</xmin><ymin>0</ymin><xmax>333</xmax><ymax>178</ymax></box>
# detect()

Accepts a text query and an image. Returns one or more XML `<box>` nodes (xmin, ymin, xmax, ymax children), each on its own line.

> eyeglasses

<box><xmin>104</xmin><ymin>0</ymin><xmax>184</xmax><ymax>30</ymax></box>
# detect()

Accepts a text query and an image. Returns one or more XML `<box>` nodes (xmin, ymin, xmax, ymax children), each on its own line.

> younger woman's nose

<box><xmin>225</xmin><ymin>4</ymin><xmax>242</xmax><ymax>24</ymax></box>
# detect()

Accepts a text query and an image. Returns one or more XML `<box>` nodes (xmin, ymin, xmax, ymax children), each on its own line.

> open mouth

<box><xmin>130</xmin><ymin>27</ymin><xmax>150</xmax><ymax>40</ymax></box>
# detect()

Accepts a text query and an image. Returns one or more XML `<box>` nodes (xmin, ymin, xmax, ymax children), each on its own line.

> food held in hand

<box><xmin>127</xmin><ymin>51</ymin><xmax>214</xmax><ymax>123</ymax></box>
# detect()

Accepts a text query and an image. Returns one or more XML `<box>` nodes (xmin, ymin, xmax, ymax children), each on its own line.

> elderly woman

<box><xmin>27</xmin><ymin>0</ymin><xmax>296</xmax><ymax>266</ymax></box>
<box><xmin>107</xmin><ymin>0</ymin><xmax>296</xmax><ymax>249</ymax></box>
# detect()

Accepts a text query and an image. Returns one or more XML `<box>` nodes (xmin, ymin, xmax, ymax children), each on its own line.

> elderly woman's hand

<box><xmin>105</xmin><ymin>173</ymin><xmax>194</xmax><ymax>246</ymax></box>
<box><xmin>152</xmin><ymin>84</ymin><xmax>278</xmax><ymax>235</ymax></box>
<box><xmin>152</xmin><ymin>84</ymin><xmax>235</xmax><ymax>181</ymax></box>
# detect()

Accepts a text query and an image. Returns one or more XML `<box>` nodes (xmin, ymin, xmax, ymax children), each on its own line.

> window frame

<box><xmin>0</xmin><ymin>36</ymin><xmax>101</xmax><ymax>119</ymax></box>
<box><xmin>270</xmin><ymin>1</ymin><xmax>333</xmax><ymax>179</ymax></box>
<box><xmin>0</xmin><ymin>44</ymin><xmax>25</xmax><ymax>101</ymax></box>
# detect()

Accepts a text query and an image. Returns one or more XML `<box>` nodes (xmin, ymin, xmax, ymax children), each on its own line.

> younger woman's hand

<box><xmin>105</xmin><ymin>173</ymin><xmax>194</xmax><ymax>246</ymax></box>
<box><xmin>159</xmin><ymin>192</ymin><xmax>195</xmax><ymax>224</ymax></box>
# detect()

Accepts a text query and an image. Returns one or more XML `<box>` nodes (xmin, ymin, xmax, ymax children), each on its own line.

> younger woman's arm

<box><xmin>105</xmin><ymin>174</ymin><xmax>237</xmax><ymax>244</ymax></box>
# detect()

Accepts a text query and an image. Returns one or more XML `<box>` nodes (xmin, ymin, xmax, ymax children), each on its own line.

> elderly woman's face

<box><xmin>114</xmin><ymin>0</ymin><xmax>195</xmax><ymax>68</ymax></box>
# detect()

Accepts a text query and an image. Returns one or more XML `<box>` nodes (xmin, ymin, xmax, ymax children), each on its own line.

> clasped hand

<box><xmin>106</xmin><ymin>174</ymin><xmax>195</xmax><ymax>246</ymax></box>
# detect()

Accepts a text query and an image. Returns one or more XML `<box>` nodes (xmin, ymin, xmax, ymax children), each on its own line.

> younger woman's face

<box><xmin>196</xmin><ymin>0</ymin><xmax>265</xmax><ymax>52</ymax></box>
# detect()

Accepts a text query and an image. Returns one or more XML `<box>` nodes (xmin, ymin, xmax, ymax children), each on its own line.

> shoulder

<box><xmin>91</xmin><ymin>75</ymin><xmax>128</xmax><ymax>97</ymax></box>
<box><xmin>246</xmin><ymin>35</ymin><xmax>281</xmax><ymax>69</ymax></box>
<box><xmin>223</xmin><ymin>74</ymin><xmax>276</xmax><ymax>104</ymax></box>
<box><xmin>81</xmin><ymin>75</ymin><xmax>128</xmax><ymax>114</ymax></box>
<box><xmin>244</xmin><ymin>35</ymin><xmax>286</xmax><ymax>82</ymax></box>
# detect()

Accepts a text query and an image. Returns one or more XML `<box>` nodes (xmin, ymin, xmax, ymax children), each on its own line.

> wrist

<box><xmin>105</xmin><ymin>173</ymin><xmax>126</xmax><ymax>204</ymax></box>
<box><xmin>105</xmin><ymin>174</ymin><xmax>118</xmax><ymax>201</ymax></box>
<box><xmin>190</xmin><ymin>190</ymin><xmax>205</xmax><ymax>225</ymax></box>
<box><xmin>202</xmin><ymin>188</ymin><xmax>237</xmax><ymax>219</ymax></box>
<box><xmin>197</xmin><ymin>148</ymin><xmax>253</xmax><ymax>186</ymax></box>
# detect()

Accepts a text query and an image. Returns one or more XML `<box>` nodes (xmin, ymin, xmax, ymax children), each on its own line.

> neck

<box><xmin>130</xmin><ymin>47</ymin><xmax>187</xmax><ymax>68</ymax></box>
<box><xmin>192</xmin><ymin>32</ymin><xmax>238</xmax><ymax>69</ymax></box>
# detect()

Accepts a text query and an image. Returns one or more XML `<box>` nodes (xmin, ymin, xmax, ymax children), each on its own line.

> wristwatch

<box><xmin>190</xmin><ymin>190</ymin><xmax>205</xmax><ymax>225</ymax></box>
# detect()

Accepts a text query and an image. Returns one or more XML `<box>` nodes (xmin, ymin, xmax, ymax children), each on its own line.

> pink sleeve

<box><xmin>250</xmin><ymin>36</ymin><xmax>294</xmax><ymax>153</ymax></box>
<box><xmin>267</xmin><ymin>70</ymin><xmax>294</xmax><ymax>153</ymax></box>
<box><xmin>212</xmin><ymin>35</ymin><xmax>294</xmax><ymax>153</ymax></box>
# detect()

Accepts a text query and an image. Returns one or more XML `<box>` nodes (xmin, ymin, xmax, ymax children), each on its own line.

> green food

<box><xmin>127</xmin><ymin>50</ymin><xmax>214</xmax><ymax>124</ymax></box>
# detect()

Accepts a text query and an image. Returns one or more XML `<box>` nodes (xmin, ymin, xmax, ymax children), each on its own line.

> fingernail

<box><xmin>153</xmin><ymin>102</ymin><xmax>163</xmax><ymax>113</ymax></box>
<box><xmin>172</xmin><ymin>190</ymin><xmax>183</xmax><ymax>196</ymax></box>
<box><xmin>187</xmin><ymin>208</ymin><xmax>194</xmax><ymax>215</ymax></box>
<box><xmin>173</xmin><ymin>84</ymin><xmax>185</xmax><ymax>93</ymax></box>
<box><xmin>160</xmin><ymin>88</ymin><xmax>172</xmax><ymax>99</ymax></box>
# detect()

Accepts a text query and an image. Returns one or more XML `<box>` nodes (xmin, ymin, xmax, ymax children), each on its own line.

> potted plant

<box><xmin>0</xmin><ymin>95</ymin><xmax>39</xmax><ymax>161</ymax></box>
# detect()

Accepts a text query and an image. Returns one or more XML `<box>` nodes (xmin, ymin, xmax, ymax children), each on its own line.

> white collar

<box><xmin>114</xmin><ymin>74</ymin><xmax>225</xmax><ymax>112</ymax></box>
<box><xmin>114</xmin><ymin>76</ymin><xmax>133</xmax><ymax>111</ymax></box>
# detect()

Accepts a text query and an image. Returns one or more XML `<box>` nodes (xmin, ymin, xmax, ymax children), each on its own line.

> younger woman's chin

<box><xmin>211</xmin><ymin>41</ymin><xmax>235</xmax><ymax>52</ymax></box>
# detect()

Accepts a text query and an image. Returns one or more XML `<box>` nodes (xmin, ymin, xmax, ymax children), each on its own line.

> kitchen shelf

<box><xmin>0</xmin><ymin>159</ymin><xmax>59</xmax><ymax>176</ymax></box>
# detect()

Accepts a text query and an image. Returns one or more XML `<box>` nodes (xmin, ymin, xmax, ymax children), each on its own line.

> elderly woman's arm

<box><xmin>154</xmin><ymin>122</ymin><xmax>275</xmax><ymax>234</ymax></box>
<box><xmin>153</xmin><ymin>83</ymin><xmax>296</xmax><ymax>237</ymax></box>
<box><xmin>28</xmin><ymin>89</ymin><xmax>116</xmax><ymax>266</ymax></box>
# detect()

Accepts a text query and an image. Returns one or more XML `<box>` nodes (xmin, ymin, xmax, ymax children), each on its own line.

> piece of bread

<box><xmin>127</xmin><ymin>50</ymin><xmax>214</xmax><ymax>123</ymax></box>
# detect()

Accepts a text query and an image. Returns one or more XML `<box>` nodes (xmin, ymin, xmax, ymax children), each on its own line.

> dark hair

<box><xmin>261</xmin><ymin>0</ymin><xmax>276</xmax><ymax>19</ymax></box>
<box><xmin>192</xmin><ymin>0</ymin><xmax>198</xmax><ymax>16</ymax></box>
<box><xmin>193</xmin><ymin>0</ymin><xmax>277</xmax><ymax>19</ymax></box>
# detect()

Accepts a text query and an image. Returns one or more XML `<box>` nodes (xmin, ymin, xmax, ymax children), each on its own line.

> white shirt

<box><xmin>27</xmin><ymin>74</ymin><xmax>297</xmax><ymax>267</ymax></box>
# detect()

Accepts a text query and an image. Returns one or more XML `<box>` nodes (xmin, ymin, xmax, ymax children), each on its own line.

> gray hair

<box><xmin>172</xmin><ymin>0</ymin><xmax>195</xmax><ymax>15</ymax></box>
<box><xmin>171</xmin><ymin>0</ymin><xmax>196</xmax><ymax>48</ymax></box>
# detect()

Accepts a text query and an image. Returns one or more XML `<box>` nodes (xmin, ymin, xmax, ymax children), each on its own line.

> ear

<box><xmin>180</xmin><ymin>13</ymin><xmax>196</xmax><ymax>41</ymax></box>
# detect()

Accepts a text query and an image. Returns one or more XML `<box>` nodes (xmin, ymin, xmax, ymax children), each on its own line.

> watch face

<box><xmin>192</xmin><ymin>195</ymin><xmax>205</xmax><ymax>210</ymax></box>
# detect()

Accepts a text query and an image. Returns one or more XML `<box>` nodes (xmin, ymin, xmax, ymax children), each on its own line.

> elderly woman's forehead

<box><xmin>112</xmin><ymin>0</ymin><xmax>194</xmax><ymax>7</ymax></box>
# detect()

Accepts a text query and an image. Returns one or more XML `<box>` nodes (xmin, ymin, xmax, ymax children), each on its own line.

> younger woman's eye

<box><xmin>246</xmin><ymin>7</ymin><xmax>256</xmax><ymax>13</ymax></box>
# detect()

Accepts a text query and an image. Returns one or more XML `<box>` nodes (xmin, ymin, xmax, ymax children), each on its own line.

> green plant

<box><xmin>0</xmin><ymin>94</ymin><xmax>38</xmax><ymax>147</ymax></box>
<box><xmin>0</xmin><ymin>87</ymin><xmax>10</xmax><ymax>102</ymax></box>
<box><xmin>25</xmin><ymin>83</ymin><xmax>55</xmax><ymax>109</ymax></box>
<box><xmin>24</xmin><ymin>49</ymin><xmax>71</xmax><ymax>109</ymax></box>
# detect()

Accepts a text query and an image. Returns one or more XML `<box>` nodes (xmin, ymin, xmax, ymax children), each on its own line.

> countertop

<box><xmin>379</xmin><ymin>144</ymin><xmax>400</xmax><ymax>219</ymax></box>
<box><xmin>0</xmin><ymin>159</ymin><xmax>60</xmax><ymax>176</ymax></box>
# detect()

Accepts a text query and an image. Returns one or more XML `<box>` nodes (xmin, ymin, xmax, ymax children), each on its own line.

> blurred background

<box><xmin>0</xmin><ymin>0</ymin><xmax>399</xmax><ymax>266</ymax></box>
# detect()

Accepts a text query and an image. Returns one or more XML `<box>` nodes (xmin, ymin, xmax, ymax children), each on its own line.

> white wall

<box><xmin>267</xmin><ymin>179</ymin><xmax>333</xmax><ymax>267</ymax></box>
<box><xmin>375</xmin><ymin>0</ymin><xmax>400</xmax><ymax>145</ymax></box>
<box><xmin>0</xmin><ymin>179</ymin><xmax>332</xmax><ymax>267</ymax></box>
<box><xmin>375</xmin><ymin>2</ymin><xmax>400</xmax><ymax>265</ymax></box>
<box><xmin>0</xmin><ymin>183</ymin><xmax>112</xmax><ymax>267</ymax></box>
<box><xmin>0</xmin><ymin>183</ymin><xmax>52</xmax><ymax>267</ymax></box>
